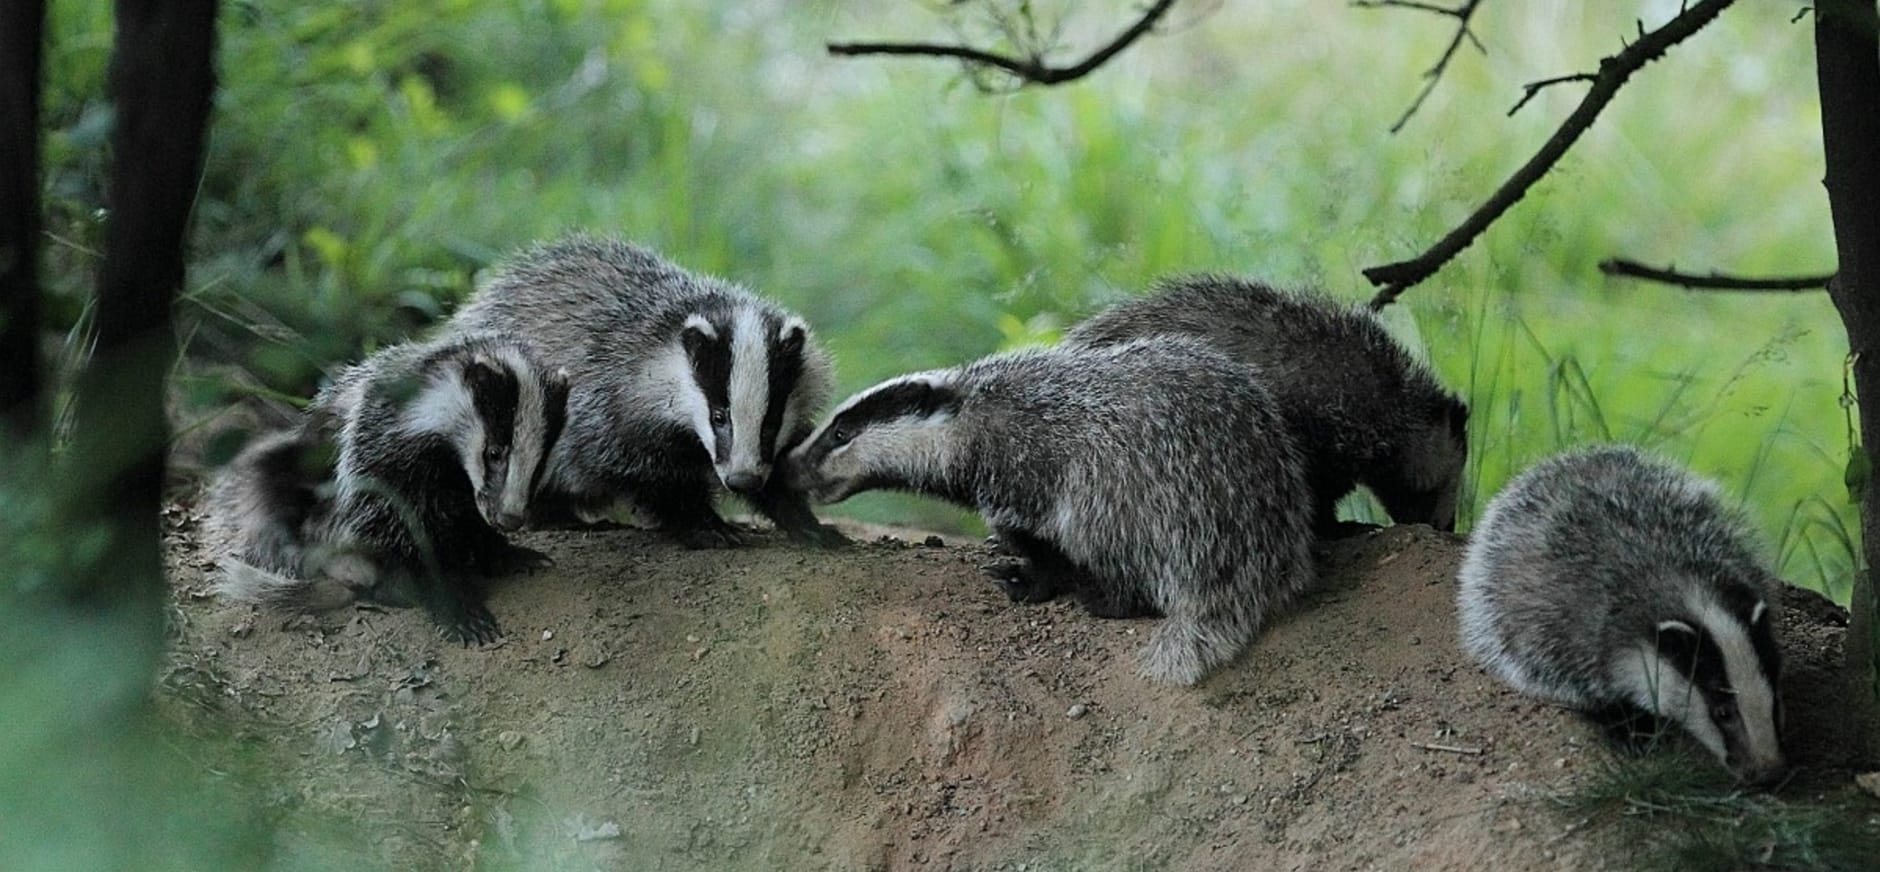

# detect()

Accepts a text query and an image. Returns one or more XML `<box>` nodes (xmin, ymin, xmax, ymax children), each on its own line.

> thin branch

<box><xmin>827</xmin><ymin>0</ymin><xmax>1180</xmax><ymax>87</ymax></box>
<box><xmin>1355</xmin><ymin>0</ymin><xmax>1486</xmax><ymax>133</ymax></box>
<box><xmin>1507</xmin><ymin>72</ymin><xmax>1597</xmax><ymax>116</ymax></box>
<box><xmin>1364</xmin><ymin>0</ymin><xmax>1740</xmax><ymax>311</ymax></box>
<box><xmin>1599</xmin><ymin>258</ymin><xmax>1834</xmax><ymax>292</ymax></box>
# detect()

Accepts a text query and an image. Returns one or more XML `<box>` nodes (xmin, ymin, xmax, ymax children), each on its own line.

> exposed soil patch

<box><xmin>158</xmin><ymin>503</ymin><xmax>1854</xmax><ymax>871</ymax></box>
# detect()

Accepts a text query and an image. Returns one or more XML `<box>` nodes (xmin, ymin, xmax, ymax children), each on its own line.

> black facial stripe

<box><xmin>1715</xmin><ymin>582</ymin><xmax>1784</xmax><ymax>681</ymax></box>
<box><xmin>466</xmin><ymin>361</ymin><xmax>519</xmax><ymax>452</ymax></box>
<box><xmin>836</xmin><ymin>381</ymin><xmax>958</xmax><ymax>429</ymax></box>
<box><xmin>534</xmin><ymin>377</ymin><xmax>571</xmax><ymax>492</ymax></box>
<box><xmin>1653</xmin><ymin>620</ymin><xmax>1736</xmax><ymax>713</ymax></box>
<box><xmin>762</xmin><ymin>325</ymin><xmax>806</xmax><ymax>461</ymax></box>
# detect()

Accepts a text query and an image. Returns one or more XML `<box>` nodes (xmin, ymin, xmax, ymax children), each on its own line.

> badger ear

<box><xmin>463</xmin><ymin>356</ymin><xmax>506</xmax><ymax>398</ymax></box>
<box><xmin>779</xmin><ymin>318</ymin><xmax>807</xmax><ymax>354</ymax></box>
<box><xmin>681</xmin><ymin>315</ymin><xmax>717</xmax><ymax>357</ymax></box>
<box><xmin>1443</xmin><ymin>397</ymin><xmax>1469</xmax><ymax>442</ymax></box>
<box><xmin>546</xmin><ymin>367</ymin><xmax>573</xmax><ymax>411</ymax></box>
<box><xmin>1654</xmin><ymin>619</ymin><xmax>1702</xmax><ymax>675</ymax></box>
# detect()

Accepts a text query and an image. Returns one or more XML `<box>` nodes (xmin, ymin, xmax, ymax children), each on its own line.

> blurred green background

<box><xmin>36</xmin><ymin>0</ymin><xmax>1853</xmax><ymax>599</ymax></box>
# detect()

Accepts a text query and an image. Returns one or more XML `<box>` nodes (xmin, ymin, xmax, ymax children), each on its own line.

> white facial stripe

<box><xmin>815</xmin><ymin>371</ymin><xmax>952</xmax><ymax>440</ymax></box>
<box><xmin>498</xmin><ymin>366</ymin><xmax>547</xmax><ymax>519</ymax></box>
<box><xmin>399</xmin><ymin>370</ymin><xmax>474</xmax><ymax>437</ymax></box>
<box><xmin>1688</xmin><ymin>593</ymin><xmax>1783</xmax><ymax>771</ymax></box>
<box><xmin>645</xmin><ymin>343</ymin><xmax>714</xmax><ymax>455</ymax></box>
<box><xmin>1617</xmin><ymin>642</ymin><xmax>1729</xmax><ymax>763</ymax></box>
<box><xmin>725</xmin><ymin>306</ymin><xmax>772</xmax><ymax>477</ymax></box>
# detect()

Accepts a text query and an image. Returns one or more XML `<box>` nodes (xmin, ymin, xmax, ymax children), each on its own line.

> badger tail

<box><xmin>214</xmin><ymin>557</ymin><xmax>359</xmax><ymax>613</ymax></box>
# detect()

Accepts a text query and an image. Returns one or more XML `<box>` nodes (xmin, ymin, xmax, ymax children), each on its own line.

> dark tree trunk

<box><xmin>57</xmin><ymin>0</ymin><xmax>220</xmax><ymax>698</ymax></box>
<box><xmin>1815</xmin><ymin>0</ymin><xmax>1880</xmax><ymax>765</ymax></box>
<box><xmin>0</xmin><ymin>0</ymin><xmax>46</xmax><ymax>440</ymax></box>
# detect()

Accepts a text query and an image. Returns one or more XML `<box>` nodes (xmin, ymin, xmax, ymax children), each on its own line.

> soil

<box><xmin>157</xmin><ymin>504</ymin><xmax>1856</xmax><ymax>872</ymax></box>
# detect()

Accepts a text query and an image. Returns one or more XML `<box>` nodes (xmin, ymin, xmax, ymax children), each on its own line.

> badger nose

<box><xmin>1739</xmin><ymin>763</ymin><xmax>1788</xmax><ymax>789</ymax></box>
<box><xmin>724</xmin><ymin>471</ymin><xmax>766</xmax><ymax>495</ymax></box>
<box><xmin>493</xmin><ymin>512</ymin><xmax>526</xmax><ymax>532</ymax></box>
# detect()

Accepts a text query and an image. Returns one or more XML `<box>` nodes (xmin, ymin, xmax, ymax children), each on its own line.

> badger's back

<box><xmin>1457</xmin><ymin>446</ymin><xmax>1775</xmax><ymax>705</ymax></box>
<box><xmin>959</xmin><ymin>340</ymin><xmax>1317</xmax><ymax>651</ymax></box>
<box><xmin>1067</xmin><ymin>276</ymin><xmax>1438</xmax><ymax>425</ymax></box>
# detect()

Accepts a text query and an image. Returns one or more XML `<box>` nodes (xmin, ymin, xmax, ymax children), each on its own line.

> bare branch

<box><xmin>1363</xmin><ymin>0</ymin><xmax>1740</xmax><ymax>311</ymax></box>
<box><xmin>1355</xmin><ymin>0</ymin><xmax>1486</xmax><ymax>134</ymax></box>
<box><xmin>1506</xmin><ymin>72</ymin><xmax>1597</xmax><ymax>116</ymax></box>
<box><xmin>1599</xmin><ymin>258</ymin><xmax>1834</xmax><ymax>292</ymax></box>
<box><xmin>827</xmin><ymin>0</ymin><xmax>1180</xmax><ymax>87</ymax></box>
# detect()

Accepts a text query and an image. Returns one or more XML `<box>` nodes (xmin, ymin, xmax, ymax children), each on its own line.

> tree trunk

<box><xmin>57</xmin><ymin>0</ymin><xmax>220</xmax><ymax>702</ymax></box>
<box><xmin>0</xmin><ymin>0</ymin><xmax>46</xmax><ymax>440</ymax></box>
<box><xmin>1815</xmin><ymin>0</ymin><xmax>1880</xmax><ymax>766</ymax></box>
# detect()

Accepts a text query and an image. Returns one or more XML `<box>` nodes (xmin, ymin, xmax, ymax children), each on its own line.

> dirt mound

<box><xmin>158</xmin><ymin>511</ymin><xmax>1849</xmax><ymax>871</ymax></box>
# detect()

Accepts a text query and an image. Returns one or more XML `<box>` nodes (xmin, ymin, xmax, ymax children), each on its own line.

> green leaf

<box><xmin>1845</xmin><ymin>449</ymin><xmax>1870</xmax><ymax>505</ymax></box>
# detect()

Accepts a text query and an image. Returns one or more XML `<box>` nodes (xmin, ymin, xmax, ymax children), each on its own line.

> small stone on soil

<box><xmin>1066</xmin><ymin>703</ymin><xmax>1088</xmax><ymax>720</ymax></box>
<box><xmin>498</xmin><ymin>730</ymin><xmax>524</xmax><ymax>750</ymax></box>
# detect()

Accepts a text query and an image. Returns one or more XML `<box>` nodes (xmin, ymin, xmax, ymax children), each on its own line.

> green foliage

<box><xmin>34</xmin><ymin>1</ymin><xmax>1858</xmax><ymax>592</ymax></box>
<box><xmin>1554</xmin><ymin>748</ymin><xmax>1880</xmax><ymax>871</ymax></box>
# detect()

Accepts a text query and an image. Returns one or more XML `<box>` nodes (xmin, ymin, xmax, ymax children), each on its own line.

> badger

<box><xmin>1456</xmin><ymin>445</ymin><xmax>1785</xmax><ymax>783</ymax></box>
<box><xmin>1064</xmin><ymin>275</ymin><xmax>1468</xmax><ymax>534</ymax></box>
<box><xmin>208</xmin><ymin>334</ymin><xmax>571</xmax><ymax>644</ymax></box>
<box><xmin>440</xmin><ymin>234</ymin><xmax>845</xmax><ymax>548</ymax></box>
<box><xmin>786</xmin><ymin>336</ymin><xmax>1316</xmax><ymax>686</ymax></box>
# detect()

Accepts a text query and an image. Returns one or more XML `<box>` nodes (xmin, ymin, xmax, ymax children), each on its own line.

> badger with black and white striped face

<box><xmin>210</xmin><ymin>334</ymin><xmax>572</xmax><ymax>644</ymax></box>
<box><xmin>1065</xmin><ymin>275</ymin><xmax>1468</xmax><ymax>534</ymax></box>
<box><xmin>445</xmin><ymin>235</ymin><xmax>843</xmax><ymax>548</ymax></box>
<box><xmin>1457</xmin><ymin>445</ymin><xmax>1786</xmax><ymax>783</ymax></box>
<box><xmin>787</xmin><ymin>337</ymin><xmax>1316</xmax><ymax>686</ymax></box>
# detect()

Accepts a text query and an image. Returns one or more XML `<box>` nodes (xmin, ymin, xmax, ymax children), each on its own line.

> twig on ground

<box><xmin>1410</xmin><ymin>740</ymin><xmax>1486</xmax><ymax>755</ymax></box>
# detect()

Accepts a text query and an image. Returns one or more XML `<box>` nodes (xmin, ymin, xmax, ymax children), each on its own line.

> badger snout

<box><xmin>492</xmin><ymin>511</ymin><xmax>527</xmax><ymax>532</ymax></box>
<box><xmin>723</xmin><ymin>469</ymin><xmax>768</xmax><ymax>495</ymax></box>
<box><xmin>1729</xmin><ymin>752</ymin><xmax>1788</xmax><ymax>789</ymax></box>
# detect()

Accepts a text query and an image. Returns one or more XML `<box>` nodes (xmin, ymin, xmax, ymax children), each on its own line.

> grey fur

<box><xmin>1457</xmin><ymin>445</ymin><xmax>1785</xmax><ymax>782</ymax></box>
<box><xmin>787</xmin><ymin>337</ymin><xmax>1316</xmax><ymax>686</ymax></box>
<box><xmin>1065</xmin><ymin>275</ymin><xmax>1469</xmax><ymax>532</ymax></box>
<box><xmin>442</xmin><ymin>234</ymin><xmax>843</xmax><ymax>547</ymax></box>
<box><xmin>206</xmin><ymin>334</ymin><xmax>571</xmax><ymax>643</ymax></box>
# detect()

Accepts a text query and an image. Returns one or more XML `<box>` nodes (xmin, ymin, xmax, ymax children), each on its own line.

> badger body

<box><xmin>208</xmin><ymin>334</ymin><xmax>571</xmax><ymax>643</ymax></box>
<box><xmin>1065</xmin><ymin>275</ymin><xmax>1468</xmax><ymax>533</ymax></box>
<box><xmin>1457</xmin><ymin>445</ymin><xmax>1785</xmax><ymax>782</ymax></box>
<box><xmin>442</xmin><ymin>235</ymin><xmax>843</xmax><ymax>547</ymax></box>
<box><xmin>788</xmin><ymin>337</ymin><xmax>1316</xmax><ymax>686</ymax></box>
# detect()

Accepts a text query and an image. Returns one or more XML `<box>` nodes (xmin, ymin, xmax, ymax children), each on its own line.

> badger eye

<box><xmin>830</xmin><ymin>426</ymin><xmax>852</xmax><ymax>446</ymax></box>
<box><xmin>1711</xmin><ymin>702</ymin><xmax>1739</xmax><ymax>725</ymax></box>
<box><xmin>710</xmin><ymin>407</ymin><xmax>730</xmax><ymax>427</ymax></box>
<box><xmin>483</xmin><ymin>445</ymin><xmax>506</xmax><ymax>465</ymax></box>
